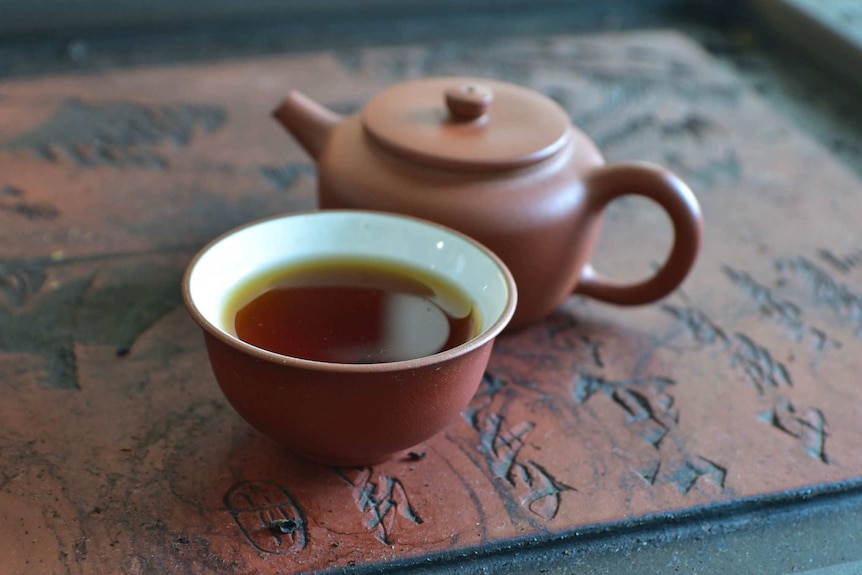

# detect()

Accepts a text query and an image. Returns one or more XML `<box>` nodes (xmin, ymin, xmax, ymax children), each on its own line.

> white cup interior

<box><xmin>186</xmin><ymin>211</ymin><xmax>514</xmax><ymax>344</ymax></box>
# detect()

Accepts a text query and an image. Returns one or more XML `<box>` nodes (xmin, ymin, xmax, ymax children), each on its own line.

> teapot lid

<box><xmin>361</xmin><ymin>77</ymin><xmax>571</xmax><ymax>171</ymax></box>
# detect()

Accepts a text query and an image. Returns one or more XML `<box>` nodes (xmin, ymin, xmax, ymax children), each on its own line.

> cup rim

<box><xmin>182</xmin><ymin>209</ymin><xmax>517</xmax><ymax>374</ymax></box>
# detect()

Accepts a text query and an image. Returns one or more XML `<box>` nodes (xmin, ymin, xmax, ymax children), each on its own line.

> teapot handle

<box><xmin>574</xmin><ymin>162</ymin><xmax>703</xmax><ymax>304</ymax></box>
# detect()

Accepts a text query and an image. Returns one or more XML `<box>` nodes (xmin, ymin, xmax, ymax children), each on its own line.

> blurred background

<box><xmin>1</xmin><ymin>0</ymin><xmax>859</xmax><ymax>176</ymax></box>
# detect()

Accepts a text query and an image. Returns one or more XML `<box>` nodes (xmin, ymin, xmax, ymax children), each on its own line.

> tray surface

<box><xmin>1</xmin><ymin>30</ymin><xmax>861</xmax><ymax>574</ymax></box>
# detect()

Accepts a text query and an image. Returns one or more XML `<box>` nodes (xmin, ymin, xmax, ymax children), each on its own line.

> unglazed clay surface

<box><xmin>274</xmin><ymin>75</ymin><xmax>703</xmax><ymax>327</ymax></box>
<box><xmin>183</xmin><ymin>210</ymin><xmax>516</xmax><ymax>466</ymax></box>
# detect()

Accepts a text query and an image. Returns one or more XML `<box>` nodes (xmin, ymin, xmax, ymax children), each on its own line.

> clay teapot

<box><xmin>273</xmin><ymin>76</ymin><xmax>702</xmax><ymax>328</ymax></box>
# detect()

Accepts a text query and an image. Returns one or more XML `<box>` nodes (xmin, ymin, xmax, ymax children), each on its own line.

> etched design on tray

<box><xmin>661</xmin><ymin>303</ymin><xmax>729</xmax><ymax>347</ymax></box>
<box><xmin>664</xmin><ymin>149</ymin><xmax>741</xmax><ymax>189</ymax></box>
<box><xmin>663</xmin><ymin>304</ymin><xmax>792</xmax><ymax>395</ymax></box>
<box><xmin>0</xmin><ymin>252</ymin><xmax>185</xmax><ymax>390</ymax></box>
<box><xmin>574</xmin><ymin>374</ymin><xmax>676</xmax><ymax>449</ymax></box>
<box><xmin>336</xmin><ymin>467</ymin><xmax>423</xmax><ymax>545</ymax></box>
<box><xmin>817</xmin><ymin>248</ymin><xmax>862</xmax><ymax>274</ymax></box>
<box><xmin>544</xmin><ymin>315</ymin><xmax>606</xmax><ymax>368</ymax></box>
<box><xmin>776</xmin><ymin>256</ymin><xmax>862</xmax><ymax>338</ymax></box>
<box><xmin>465</xmin><ymin>407</ymin><xmax>574</xmax><ymax>521</ymax></box>
<box><xmin>634</xmin><ymin>460</ymin><xmax>662</xmax><ymax>486</ymax></box>
<box><xmin>258</xmin><ymin>163</ymin><xmax>316</xmax><ymax>192</ymax></box>
<box><xmin>3</xmin><ymin>99</ymin><xmax>226</xmax><ymax>169</ymax></box>
<box><xmin>0</xmin><ymin>184</ymin><xmax>60</xmax><ymax>221</ymax></box>
<box><xmin>660</xmin><ymin>114</ymin><xmax>719</xmax><ymax>140</ymax></box>
<box><xmin>223</xmin><ymin>480</ymin><xmax>308</xmax><ymax>554</ymax></box>
<box><xmin>0</xmin><ymin>258</ymin><xmax>47</xmax><ymax>308</ymax></box>
<box><xmin>512</xmin><ymin>460</ymin><xmax>577</xmax><ymax>520</ymax></box>
<box><xmin>760</xmin><ymin>398</ymin><xmax>828</xmax><ymax>463</ymax></box>
<box><xmin>471</xmin><ymin>411</ymin><xmax>535</xmax><ymax>482</ymax></box>
<box><xmin>573</xmin><ymin>372</ymin><xmax>724</xmax><ymax>493</ymax></box>
<box><xmin>730</xmin><ymin>332</ymin><xmax>793</xmax><ymax>394</ymax></box>
<box><xmin>663</xmin><ymin>303</ymin><xmax>829</xmax><ymax>462</ymax></box>
<box><xmin>473</xmin><ymin>371</ymin><xmax>508</xmax><ymax>402</ymax></box>
<box><xmin>664</xmin><ymin>456</ymin><xmax>728</xmax><ymax>494</ymax></box>
<box><xmin>723</xmin><ymin>265</ymin><xmax>839</xmax><ymax>351</ymax></box>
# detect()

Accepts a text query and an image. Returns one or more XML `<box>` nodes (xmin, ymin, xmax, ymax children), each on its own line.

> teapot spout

<box><xmin>273</xmin><ymin>91</ymin><xmax>342</xmax><ymax>161</ymax></box>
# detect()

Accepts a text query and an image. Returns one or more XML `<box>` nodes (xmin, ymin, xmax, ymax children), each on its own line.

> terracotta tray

<box><xmin>1</xmin><ymin>30</ymin><xmax>861</xmax><ymax>574</ymax></box>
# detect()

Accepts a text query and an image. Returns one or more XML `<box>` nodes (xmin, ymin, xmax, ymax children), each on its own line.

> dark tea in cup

<box><xmin>225</xmin><ymin>257</ymin><xmax>479</xmax><ymax>363</ymax></box>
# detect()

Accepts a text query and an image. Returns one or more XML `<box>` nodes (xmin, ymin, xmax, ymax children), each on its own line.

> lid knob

<box><xmin>445</xmin><ymin>84</ymin><xmax>493</xmax><ymax>122</ymax></box>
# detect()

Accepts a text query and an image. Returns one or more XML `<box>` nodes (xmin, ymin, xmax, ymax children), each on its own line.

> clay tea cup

<box><xmin>183</xmin><ymin>210</ymin><xmax>517</xmax><ymax>466</ymax></box>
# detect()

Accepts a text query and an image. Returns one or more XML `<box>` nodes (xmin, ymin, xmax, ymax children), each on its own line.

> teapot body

<box><xmin>274</xmin><ymin>79</ymin><xmax>703</xmax><ymax>328</ymax></box>
<box><xmin>317</xmin><ymin>115</ymin><xmax>606</xmax><ymax>328</ymax></box>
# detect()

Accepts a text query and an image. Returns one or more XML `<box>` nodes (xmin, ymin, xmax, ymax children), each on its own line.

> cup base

<box><xmin>287</xmin><ymin>445</ymin><xmax>406</xmax><ymax>467</ymax></box>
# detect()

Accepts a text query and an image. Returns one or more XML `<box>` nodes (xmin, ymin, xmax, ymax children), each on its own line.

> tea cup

<box><xmin>183</xmin><ymin>210</ymin><xmax>517</xmax><ymax>466</ymax></box>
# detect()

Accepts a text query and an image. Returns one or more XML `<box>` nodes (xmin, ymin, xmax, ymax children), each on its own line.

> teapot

<box><xmin>273</xmin><ymin>76</ymin><xmax>702</xmax><ymax>329</ymax></box>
